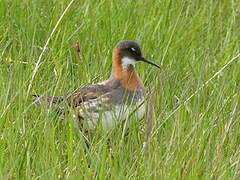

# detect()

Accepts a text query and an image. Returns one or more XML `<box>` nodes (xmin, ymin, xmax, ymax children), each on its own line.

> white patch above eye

<box><xmin>131</xmin><ymin>47</ymin><xmax>136</xmax><ymax>52</ymax></box>
<box><xmin>122</xmin><ymin>57</ymin><xmax>136</xmax><ymax>69</ymax></box>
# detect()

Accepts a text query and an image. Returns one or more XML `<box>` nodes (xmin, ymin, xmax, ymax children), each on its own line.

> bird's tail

<box><xmin>32</xmin><ymin>94</ymin><xmax>64</xmax><ymax>107</ymax></box>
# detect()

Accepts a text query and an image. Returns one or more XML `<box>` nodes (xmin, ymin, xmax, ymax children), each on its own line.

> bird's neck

<box><xmin>112</xmin><ymin>50</ymin><xmax>144</xmax><ymax>91</ymax></box>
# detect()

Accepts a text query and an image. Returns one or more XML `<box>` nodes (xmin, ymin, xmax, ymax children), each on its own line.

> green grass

<box><xmin>0</xmin><ymin>0</ymin><xmax>240</xmax><ymax>179</ymax></box>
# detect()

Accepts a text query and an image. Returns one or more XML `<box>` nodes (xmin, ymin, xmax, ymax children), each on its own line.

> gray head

<box><xmin>114</xmin><ymin>40</ymin><xmax>160</xmax><ymax>69</ymax></box>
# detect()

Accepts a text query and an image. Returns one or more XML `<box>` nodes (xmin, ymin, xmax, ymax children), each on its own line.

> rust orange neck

<box><xmin>112</xmin><ymin>48</ymin><xmax>144</xmax><ymax>91</ymax></box>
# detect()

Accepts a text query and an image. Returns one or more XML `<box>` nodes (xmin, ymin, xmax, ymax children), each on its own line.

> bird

<box><xmin>33</xmin><ymin>40</ymin><xmax>160</xmax><ymax>131</ymax></box>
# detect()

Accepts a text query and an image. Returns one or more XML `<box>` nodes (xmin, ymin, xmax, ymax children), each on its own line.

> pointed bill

<box><xmin>140</xmin><ymin>57</ymin><xmax>160</xmax><ymax>69</ymax></box>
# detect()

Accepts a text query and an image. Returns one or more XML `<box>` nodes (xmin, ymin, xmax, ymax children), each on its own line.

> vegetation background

<box><xmin>0</xmin><ymin>0</ymin><xmax>240</xmax><ymax>179</ymax></box>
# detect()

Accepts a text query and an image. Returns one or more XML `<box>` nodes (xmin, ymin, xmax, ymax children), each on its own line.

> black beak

<box><xmin>140</xmin><ymin>57</ymin><xmax>160</xmax><ymax>69</ymax></box>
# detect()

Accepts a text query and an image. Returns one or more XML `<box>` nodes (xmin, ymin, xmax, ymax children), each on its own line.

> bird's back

<box><xmin>33</xmin><ymin>76</ymin><xmax>145</xmax><ymax>109</ymax></box>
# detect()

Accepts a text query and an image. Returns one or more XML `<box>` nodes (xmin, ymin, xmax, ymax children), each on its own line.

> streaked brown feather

<box><xmin>65</xmin><ymin>84</ymin><xmax>113</xmax><ymax>107</ymax></box>
<box><xmin>32</xmin><ymin>79</ymin><xmax>118</xmax><ymax>107</ymax></box>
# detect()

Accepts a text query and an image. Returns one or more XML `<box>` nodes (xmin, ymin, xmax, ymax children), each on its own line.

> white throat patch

<box><xmin>122</xmin><ymin>57</ymin><xmax>136</xmax><ymax>69</ymax></box>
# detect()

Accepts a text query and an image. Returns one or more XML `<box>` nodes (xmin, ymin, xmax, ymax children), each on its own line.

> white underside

<box><xmin>75</xmin><ymin>101</ymin><xmax>145</xmax><ymax>131</ymax></box>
